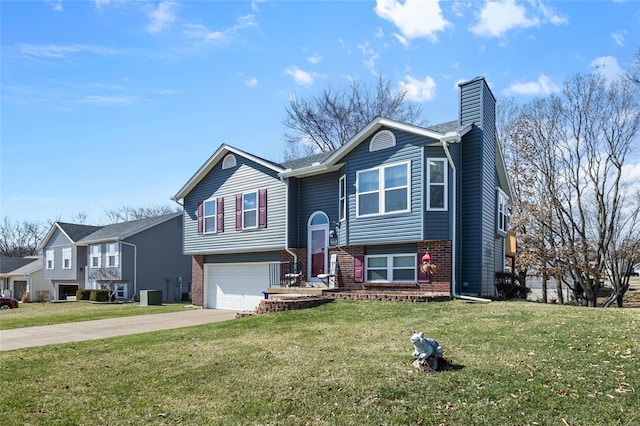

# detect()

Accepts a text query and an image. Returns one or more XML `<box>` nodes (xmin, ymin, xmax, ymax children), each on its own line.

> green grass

<box><xmin>1</xmin><ymin>300</ymin><xmax>639</xmax><ymax>425</ymax></box>
<box><xmin>0</xmin><ymin>301</ymin><xmax>189</xmax><ymax>330</ymax></box>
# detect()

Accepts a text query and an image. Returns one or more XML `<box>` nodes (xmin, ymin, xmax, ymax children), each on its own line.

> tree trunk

<box><xmin>542</xmin><ymin>271</ymin><xmax>548</xmax><ymax>304</ymax></box>
<box><xmin>555</xmin><ymin>278</ymin><xmax>564</xmax><ymax>305</ymax></box>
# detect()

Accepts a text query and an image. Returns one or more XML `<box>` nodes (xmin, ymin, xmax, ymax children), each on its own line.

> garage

<box><xmin>205</xmin><ymin>263</ymin><xmax>271</xmax><ymax>311</ymax></box>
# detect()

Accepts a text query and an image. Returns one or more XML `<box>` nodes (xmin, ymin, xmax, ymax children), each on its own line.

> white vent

<box><xmin>222</xmin><ymin>154</ymin><xmax>236</xmax><ymax>170</ymax></box>
<box><xmin>369</xmin><ymin>130</ymin><xmax>396</xmax><ymax>152</ymax></box>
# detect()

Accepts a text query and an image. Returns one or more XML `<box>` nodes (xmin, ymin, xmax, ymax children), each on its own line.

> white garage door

<box><xmin>205</xmin><ymin>263</ymin><xmax>271</xmax><ymax>311</ymax></box>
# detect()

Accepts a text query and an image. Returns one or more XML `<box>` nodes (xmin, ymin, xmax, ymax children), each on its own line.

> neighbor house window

<box><xmin>365</xmin><ymin>254</ymin><xmax>416</xmax><ymax>282</ymax></box>
<box><xmin>203</xmin><ymin>198</ymin><xmax>217</xmax><ymax>233</ymax></box>
<box><xmin>243</xmin><ymin>191</ymin><xmax>258</xmax><ymax>229</ymax></box>
<box><xmin>106</xmin><ymin>243</ymin><xmax>119</xmax><ymax>267</ymax></box>
<box><xmin>497</xmin><ymin>190</ymin><xmax>509</xmax><ymax>234</ymax></box>
<box><xmin>115</xmin><ymin>283</ymin><xmax>127</xmax><ymax>299</ymax></box>
<box><xmin>62</xmin><ymin>247</ymin><xmax>72</xmax><ymax>270</ymax></box>
<box><xmin>90</xmin><ymin>245</ymin><xmax>101</xmax><ymax>268</ymax></box>
<box><xmin>356</xmin><ymin>162</ymin><xmax>410</xmax><ymax>217</ymax></box>
<box><xmin>339</xmin><ymin>175</ymin><xmax>346</xmax><ymax>221</ymax></box>
<box><xmin>46</xmin><ymin>249</ymin><xmax>55</xmax><ymax>270</ymax></box>
<box><xmin>427</xmin><ymin>158</ymin><xmax>447</xmax><ymax>211</ymax></box>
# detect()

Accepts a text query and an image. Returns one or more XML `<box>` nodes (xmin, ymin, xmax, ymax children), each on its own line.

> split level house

<box><xmin>39</xmin><ymin>213</ymin><xmax>192</xmax><ymax>301</ymax></box>
<box><xmin>0</xmin><ymin>255</ymin><xmax>48</xmax><ymax>302</ymax></box>
<box><xmin>172</xmin><ymin>76</ymin><xmax>512</xmax><ymax>311</ymax></box>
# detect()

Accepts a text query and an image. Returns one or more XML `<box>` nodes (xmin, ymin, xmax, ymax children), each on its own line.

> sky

<box><xmin>2</xmin><ymin>0</ymin><xmax>640</xmax><ymax>225</ymax></box>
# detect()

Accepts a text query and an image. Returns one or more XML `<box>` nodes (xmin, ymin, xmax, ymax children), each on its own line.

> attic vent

<box><xmin>369</xmin><ymin>130</ymin><xmax>396</xmax><ymax>152</ymax></box>
<box><xmin>222</xmin><ymin>154</ymin><xmax>236</xmax><ymax>170</ymax></box>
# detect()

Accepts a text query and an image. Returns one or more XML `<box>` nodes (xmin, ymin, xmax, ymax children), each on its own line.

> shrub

<box><xmin>76</xmin><ymin>289</ymin><xmax>91</xmax><ymax>301</ymax></box>
<box><xmin>21</xmin><ymin>292</ymin><xmax>30</xmax><ymax>303</ymax></box>
<box><xmin>89</xmin><ymin>289</ymin><xmax>110</xmax><ymax>302</ymax></box>
<box><xmin>35</xmin><ymin>290</ymin><xmax>50</xmax><ymax>302</ymax></box>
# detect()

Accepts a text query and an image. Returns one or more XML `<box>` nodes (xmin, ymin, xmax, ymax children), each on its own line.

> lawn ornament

<box><xmin>410</xmin><ymin>331</ymin><xmax>450</xmax><ymax>373</ymax></box>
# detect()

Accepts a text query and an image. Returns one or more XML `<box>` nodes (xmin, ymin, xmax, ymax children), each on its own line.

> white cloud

<box><xmin>374</xmin><ymin>27</ymin><xmax>385</xmax><ymax>38</ymax></box>
<box><xmin>306</xmin><ymin>52</ymin><xmax>322</xmax><ymax>64</ymax></box>
<box><xmin>285</xmin><ymin>66</ymin><xmax>315</xmax><ymax>86</ymax></box>
<box><xmin>622</xmin><ymin>159</ymin><xmax>640</xmax><ymax>182</ymax></box>
<box><xmin>251</xmin><ymin>0</ymin><xmax>266</xmax><ymax>13</ymax></box>
<box><xmin>19</xmin><ymin>43</ymin><xmax>120</xmax><ymax>58</ymax></box>
<box><xmin>183</xmin><ymin>14</ymin><xmax>256</xmax><ymax>43</ymax></box>
<box><xmin>470</xmin><ymin>0</ymin><xmax>539</xmax><ymax>37</ymax></box>
<box><xmin>374</xmin><ymin>0</ymin><xmax>450</xmax><ymax>42</ymax></box>
<box><xmin>611</xmin><ymin>31</ymin><xmax>625</xmax><ymax>46</ymax></box>
<box><xmin>245</xmin><ymin>77</ymin><xmax>258</xmax><ymax>88</ymax></box>
<box><xmin>392</xmin><ymin>33</ymin><xmax>410</xmax><ymax>48</ymax></box>
<box><xmin>147</xmin><ymin>1</ymin><xmax>178</xmax><ymax>34</ymax></box>
<box><xmin>78</xmin><ymin>95</ymin><xmax>139</xmax><ymax>104</ymax></box>
<box><xmin>358</xmin><ymin>42</ymin><xmax>381</xmax><ymax>75</ymax></box>
<box><xmin>504</xmin><ymin>74</ymin><xmax>561</xmax><ymax>96</ymax></box>
<box><xmin>591</xmin><ymin>56</ymin><xmax>624</xmax><ymax>82</ymax></box>
<box><xmin>46</xmin><ymin>0</ymin><xmax>63</xmax><ymax>11</ymax></box>
<box><xmin>399</xmin><ymin>75</ymin><xmax>437</xmax><ymax>102</ymax></box>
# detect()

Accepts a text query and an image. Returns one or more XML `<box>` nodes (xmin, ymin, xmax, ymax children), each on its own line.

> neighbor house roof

<box><xmin>39</xmin><ymin>222</ymin><xmax>104</xmax><ymax>250</ymax></box>
<box><xmin>77</xmin><ymin>212</ymin><xmax>182</xmax><ymax>244</ymax></box>
<box><xmin>0</xmin><ymin>255</ymin><xmax>39</xmax><ymax>275</ymax></box>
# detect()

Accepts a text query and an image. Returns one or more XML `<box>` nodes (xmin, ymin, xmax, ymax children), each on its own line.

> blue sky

<box><xmin>2</xmin><ymin>0</ymin><xmax>639</xmax><ymax>225</ymax></box>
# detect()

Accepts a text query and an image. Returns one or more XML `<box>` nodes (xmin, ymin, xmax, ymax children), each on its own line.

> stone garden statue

<box><xmin>411</xmin><ymin>331</ymin><xmax>449</xmax><ymax>372</ymax></box>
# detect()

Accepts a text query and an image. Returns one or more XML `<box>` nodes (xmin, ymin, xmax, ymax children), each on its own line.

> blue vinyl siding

<box><xmin>346</xmin><ymin>128</ymin><xmax>426</xmax><ymax>245</ymax></box>
<box><xmin>424</xmin><ymin>146</ymin><xmax>452</xmax><ymax>240</ymax></box>
<box><xmin>183</xmin><ymin>156</ymin><xmax>287</xmax><ymax>255</ymax></box>
<box><xmin>459</xmin><ymin>77</ymin><xmax>499</xmax><ymax>296</ymax></box>
<box><xmin>42</xmin><ymin>229</ymin><xmax>79</xmax><ymax>281</ymax></box>
<box><xmin>297</xmin><ymin>172</ymin><xmax>339</xmax><ymax>247</ymax></box>
<box><xmin>287</xmin><ymin>177</ymin><xmax>299</xmax><ymax>248</ymax></box>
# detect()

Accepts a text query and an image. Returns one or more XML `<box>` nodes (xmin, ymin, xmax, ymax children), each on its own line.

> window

<box><xmin>497</xmin><ymin>190</ymin><xmax>509</xmax><ymax>234</ymax></box>
<box><xmin>115</xmin><ymin>284</ymin><xmax>127</xmax><ymax>299</ymax></box>
<box><xmin>90</xmin><ymin>245</ymin><xmax>101</xmax><ymax>268</ymax></box>
<box><xmin>243</xmin><ymin>191</ymin><xmax>258</xmax><ymax>229</ymax></box>
<box><xmin>62</xmin><ymin>247</ymin><xmax>72</xmax><ymax>270</ymax></box>
<box><xmin>46</xmin><ymin>249</ymin><xmax>55</xmax><ymax>270</ymax></box>
<box><xmin>356</xmin><ymin>162</ymin><xmax>410</xmax><ymax>217</ymax></box>
<box><xmin>203</xmin><ymin>199</ymin><xmax>217</xmax><ymax>233</ymax></box>
<box><xmin>427</xmin><ymin>158</ymin><xmax>447</xmax><ymax>211</ymax></box>
<box><xmin>106</xmin><ymin>243</ymin><xmax>119</xmax><ymax>267</ymax></box>
<box><xmin>365</xmin><ymin>254</ymin><xmax>416</xmax><ymax>282</ymax></box>
<box><xmin>339</xmin><ymin>175</ymin><xmax>346</xmax><ymax>221</ymax></box>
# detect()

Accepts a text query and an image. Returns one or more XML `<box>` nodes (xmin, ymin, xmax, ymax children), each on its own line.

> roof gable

<box><xmin>173</xmin><ymin>144</ymin><xmax>285</xmax><ymax>201</ymax></box>
<box><xmin>39</xmin><ymin>222</ymin><xmax>104</xmax><ymax>249</ymax></box>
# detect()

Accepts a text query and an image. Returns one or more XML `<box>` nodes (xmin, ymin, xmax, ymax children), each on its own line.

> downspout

<box><xmin>441</xmin><ymin>138</ymin><xmax>491</xmax><ymax>303</ymax></box>
<box><xmin>118</xmin><ymin>240</ymin><xmax>137</xmax><ymax>299</ymax></box>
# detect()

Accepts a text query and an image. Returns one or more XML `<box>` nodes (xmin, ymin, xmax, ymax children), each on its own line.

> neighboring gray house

<box><xmin>173</xmin><ymin>76</ymin><xmax>512</xmax><ymax>310</ymax></box>
<box><xmin>40</xmin><ymin>213</ymin><xmax>191</xmax><ymax>301</ymax></box>
<box><xmin>0</xmin><ymin>255</ymin><xmax>48</xmax><ymax>302</ymax></box>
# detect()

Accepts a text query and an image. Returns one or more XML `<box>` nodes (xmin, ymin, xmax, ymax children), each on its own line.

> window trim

<box><xmin>89</xmin><ymin>245</ymin><xmax>101</xmax><ymax>269</ymax></box>
<box><xmin>46</xmin><ymin>249</ymin><xmax>55</xmax><ymax>270</ymax></box>
<box><xmin>222</xmin><ymin>153</ymin><xmax>236</xmax><ymax>170</ymax></box>
<box><xmin>106</xmin><ymin>242</ymin><xmax>120</xmax><ymax>268</ymax></box>
<box><xmin>426</xmin><ymin>157</ymin><xmax>448</xmax><ymax>211</ymax></box>
<box><xmin>339</xmin><ymin>175</ymin><xmax>346</xmax><ymax>221</ymax></box>
<box><xmin>242</xmin><ymin>191</ymin><xmax>258</xmax><ymax>230</ymax></box>
<box><xmin>497</xmin><ymin>188</ymin><xmax>509</xmax><ymax>235</ymax></box>
<box><xmin>365</xmin><ymin>253</ymin><xmax>417</xmax><ymax>283</ymax></box>
<box><xmin>62</xmin><ymin>247</ymin><xmax>72</xmax><ymax>270</ymax></box>
<box><xmin>203</xmin><ymin>198</ymin><xmax>217</xmax><ymax>234</ymax></box>
<box><xmin>356</xmin><ymin>161</ymin><xmax>411</xmax><ymax>218</ymax></box>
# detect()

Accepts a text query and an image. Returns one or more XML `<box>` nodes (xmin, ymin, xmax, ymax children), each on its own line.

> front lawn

<box><xmin>1</xmin><ymin>300</ymin><xmax>638</xmax><ymax>425</ymax></box>
<box><xmin>0</xmin><ymin>301</ymin><xmax>189</xmax><ymax>330</ymax></box>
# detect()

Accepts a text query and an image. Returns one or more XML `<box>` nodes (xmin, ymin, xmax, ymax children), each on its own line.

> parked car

<box><xmin>625</xmin><ymin>271</ymin><xmax>639</xmax><ymax>277</ymax></box>
<box><xmin>0</xmin><ymin>297</ymin><xmax>19</xmax><ymax>309</ymax></box>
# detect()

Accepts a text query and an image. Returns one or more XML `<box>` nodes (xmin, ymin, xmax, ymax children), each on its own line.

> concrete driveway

<box><xmin>0</xmin><ymin>309</ymin><xmax>237</xmax><ymax>351</ymax></box>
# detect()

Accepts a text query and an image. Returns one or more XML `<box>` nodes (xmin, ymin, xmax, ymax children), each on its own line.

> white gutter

<box><xmin>118</xmin><ymin>240</ymin><xmax>137</xmax><ymax>299</ymax></box>
<box><xmin>441</xmin><ymin>136</ymin><xmax>491</xmax><ymax>303</ymax></box>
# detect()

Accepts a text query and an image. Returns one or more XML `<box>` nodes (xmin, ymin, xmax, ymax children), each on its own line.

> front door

<box><xmin>308</xmin><ymin>212</ymin><xmax>329</xmax><ymax>281</ymax></box>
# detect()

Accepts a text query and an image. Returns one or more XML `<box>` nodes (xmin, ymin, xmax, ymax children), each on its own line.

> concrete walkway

<box><xmin>0</xmin><ymin>309</ymin><xmax>237</xmax><ymax>351</ymax></box>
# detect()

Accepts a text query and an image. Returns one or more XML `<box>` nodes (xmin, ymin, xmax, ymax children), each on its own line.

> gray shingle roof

<box><xmin>425</xmin><ymin>120</ymin><xmax>459</xmax><ymax>134</ymax></box>
<box><xmin>0</xmin><ymin>256</ymin><xmax>39</xmax><ymax>274</ymax></box>
<box><xmin>57</xmin><ymin>223</ymin><xmax>104</xmax><ymax>242</ymax></box>
<box><xmin>280</xmin><ymin>150</ymin><xmax>336</xmax><ymax>170</ymax></box>
<box><xmin>78</xmin><ymin>213</ymin><xmax>180</xmax><ymax>243</ymax></box>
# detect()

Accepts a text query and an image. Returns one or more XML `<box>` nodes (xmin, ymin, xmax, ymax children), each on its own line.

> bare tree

<box><xmin>283</xmin><ymin>76</ymin><xmax>425</xmax><ymax>160</ymax></box>
<box><xmin>0</xmin><ymin>218</ymin><xmax>49</xmax><ymax>257</ymax></box>
<box><xmin>628</xmin><ymin>48</ymin><xmax>640</xmax><ymax>87</ymax></box>
<box><xmin>514</xmin><ymin>73</ymin><xmax>640</xmax><ymax>307</ymax></box>
<box><xmin>104</xmin><ymin>204</ymin><xmax>180</xmax><ymax>224</ymax></box>
<box><xmin>88</xmin><ymin>266</ymin><xmax>121</xmax><ymax>302</ymax></box>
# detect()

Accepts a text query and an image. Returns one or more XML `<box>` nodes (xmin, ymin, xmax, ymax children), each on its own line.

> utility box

<box><xmin>140</xmin><ymin>290</ymin><xmax>163</xmax><ymax>306</ymax></box>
